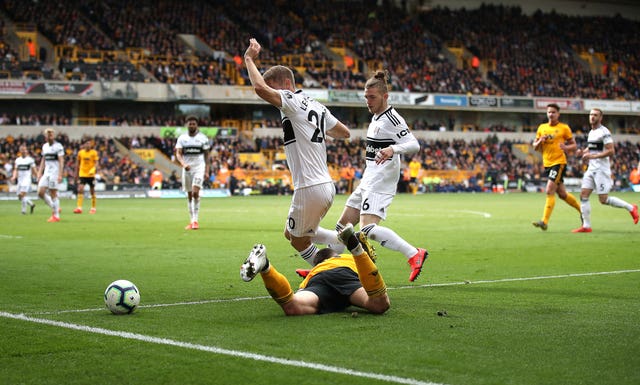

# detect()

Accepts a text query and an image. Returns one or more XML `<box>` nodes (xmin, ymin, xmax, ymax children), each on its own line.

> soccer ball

<box><xmin>104</xmin><ymin>280</ymin><xmax>140</xmax><ymax>315</ymax></box>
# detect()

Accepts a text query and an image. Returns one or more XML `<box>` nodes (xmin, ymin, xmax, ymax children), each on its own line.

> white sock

<box><xmin>605</xmin><ymin>196</ymin><xmax>633</xmax><ymax>211</ymax></box>
<box><xmin>312</xmin><ymin>226</ymin><xmax>345</xmax><ymax>254</ymax></box>
<box><xmin>187</xmin><ymin>199</ymin><xmax>193</xmax><ymax>222</ymax></box>
<box><xmin>299</xmin><ymin>244</ymin><xmax>319</xmax><ymax>266</ymax></box>
<box><xmin>580</xmin><ymin>198</ymin><xmax>591</xmax><ymax>228</ymax></box>
<box><xmin>21</xmin><ymin>198</ymin><xmax>27</xmax><ymax>212</ymax></box>
<box><xmin>43</xmin><ymin>194</ymin><xmax>53</xmax><ymax>208</ymax></box>
<box><xmin>52</xmin><ymin>197</ymin><xmax>59</xmax><ymax>216</ymax></box>
<box><xmin>362</xmin><ymin>223</ymin><xmax>417</xmax><ymax>259</ymax></box>
<box><xmin>193</xmin><ymin>197</ymin><xmax>200</xmax><ymax>222</ymax></box>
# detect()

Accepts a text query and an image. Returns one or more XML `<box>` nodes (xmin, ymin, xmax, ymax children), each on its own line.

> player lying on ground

<box><xmin>240</xmin><ymin>224</ymin><xmax>389</xmax><ymax>315</ymax></box>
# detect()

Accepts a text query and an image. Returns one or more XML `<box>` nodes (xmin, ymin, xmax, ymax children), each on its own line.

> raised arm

<box><xmin>244</xmin><ymin>38</ymin><xmax>282</xmax><ymax>107</ymax></box>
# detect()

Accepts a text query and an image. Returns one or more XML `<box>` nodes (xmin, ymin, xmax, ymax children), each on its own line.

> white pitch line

<box><xmin>456</xmin><ymin>210</ymin><xmax>492</xmax><ymax>218</ymax></box>
<box><xmin>29</xmin><ymin>268</ymin><xmax>640</xmax><ymax>316</ymax></box>
<box><xmin>392</xmin><ymin>268</ymin><xmax>640</xmax><ymax>290</ymax></box>
<box><xmin>32</xmin><ymin>295</ymin><xmax>272</xmax><ymax>315</ymax></box>
<box><xmin>0</xmin><ymin>311</ymin><xmax>444</xmax><ymax>385</ymax></box>
<box><xmin>396</xmin><ymin>210</ymin><xmax>491</xmax><ymax>218</ymax></box>
<box><xmin>0</xmin><ymin>234</ymin><xmax>23</xmax><ymax>239</ymax></box>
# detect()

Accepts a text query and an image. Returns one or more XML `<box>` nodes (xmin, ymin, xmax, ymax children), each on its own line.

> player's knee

<box><xmin>281</xmin><ymin>301</ymin><xmax>313</xmax><ymax>316</ymax></box>
<box><xmin>290</xmin><ymin>237</ymin><xmax>310</xmax><ymax>251</ymax></box>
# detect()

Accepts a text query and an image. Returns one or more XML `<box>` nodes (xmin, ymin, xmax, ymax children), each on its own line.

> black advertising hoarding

<box><xmin>469</xmin><ymin>96</ymin><xmax>498</xmax><ymax>107</ymax></box>
<box><xmin>25</xmin><ymin>82</ymin><xmax>94</xmax><ymax>96</ymax></box>
<box><xmin>500</xmin><ymin>97</ymin><xmax>534</xmax><ymax>108</ymax></box>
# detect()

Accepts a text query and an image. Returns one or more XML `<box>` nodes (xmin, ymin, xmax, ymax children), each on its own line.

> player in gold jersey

<box><xmin>240</xmin><ymin>224</ymin><xmax>389</xmax><ymax>315</ymax></box>
<box><xmin>74</xmin><ymin>140</ymin><xmax>99</xmax><ymax>214</ymax></box>
<box><xmin>531</xmin><ymin>104</ymin><xmax>582</xmax><ymax>230</ymax></box>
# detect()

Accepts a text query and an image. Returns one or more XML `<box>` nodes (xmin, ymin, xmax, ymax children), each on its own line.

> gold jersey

<box><xmin>77</xmin><ymin>149</ymin><xmax>99</xmax><ymax>177</ymax></box>
<box><xmin>535</xmin><ymin>122</ymin><xmax>573</xmax><ymax>167</ymax></box>
<box><xmin>299</xmin><ymin>255</ymin><xmax>357</xmax><ymax>289</ymax></box>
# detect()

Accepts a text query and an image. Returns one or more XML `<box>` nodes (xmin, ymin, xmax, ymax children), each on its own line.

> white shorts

<box><xmin>345</xmin><ymin>185</ymin><xmax>394</xmax><ymax>221</ymax></box>
<box><xmin>16</xmin><ymin>179</ymin><xmax>32</xmax><ymax>194</ymax></box>
<box><xmin>37</xmin><ymin>173</ymin><xmax>59</xmax><ymax>190</ymax></box>
<box><xmin>182</xmin><ymin>166</ymin><xmax>205</xmax><ymax>192</ymax></box>
<box><xmin>286</xmin><ymin>182</ymin><xmax>335</xmax><ymax>237</ymax></box>
<box><xmin>581</xmin><ymin>168</ymin><xmax>612</xmax><ymax>195</ymax></box>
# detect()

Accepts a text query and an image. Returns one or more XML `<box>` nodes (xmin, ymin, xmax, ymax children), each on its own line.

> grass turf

<box><xmin>1</xmin><ymin>192</ymin><xmax>639</xmax><ymax>385</ymax></box>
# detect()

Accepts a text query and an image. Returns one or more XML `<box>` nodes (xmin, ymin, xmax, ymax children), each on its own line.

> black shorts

<box><xmin>300</xmin><ymin>267</ymin><xmax>362</xmax><ymax>314</ymax></box>
<box><xmin>78</xmin><ymin>177</ymin><xmax>95</xmax><ymax>187</ymax></box>
<box><xmin>543</xmin><ymin>164</ymin><xmax>567</xmax><ymax>184</ymax></box>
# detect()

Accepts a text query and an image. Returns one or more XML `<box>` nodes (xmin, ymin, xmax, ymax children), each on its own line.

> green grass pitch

<box><xmin>1</xmin><ymin>192</ymin><xmax>639</xmax><ymax>385</ymax></box>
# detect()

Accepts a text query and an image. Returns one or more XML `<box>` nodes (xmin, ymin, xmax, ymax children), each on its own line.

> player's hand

<box><xmin>184</xmin><ymin>164</ymin><xmax>191</xmax><ymax>171</ymax></box>
<box><xmin>244</xmin><ymin>38</ymin><xmax>261</xmax><ymax>61</ymax></box>
<box><xmin>374</xmin><ymin>147</ymin><xmax>394</xmax><ymax>165</ymax></box>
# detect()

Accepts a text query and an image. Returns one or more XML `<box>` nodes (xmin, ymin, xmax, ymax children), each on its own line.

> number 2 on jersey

<box><xmin>309</xmin><ymin>110</ymin><xmax>326</xmax><ymax>143</ymax></box>
<box><xmin>282</xmin><ymin>109</ymin><xmax>327</xmax><ymax>144</ymax></box>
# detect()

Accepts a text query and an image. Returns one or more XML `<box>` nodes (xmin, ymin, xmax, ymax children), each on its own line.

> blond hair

<box><xmin>365</xmin><ymin>70</ymin><xmax>390</xmax><ymax>93</ymax></box>
<box><xmin>44</xmin><ymin>128</ymin><xmax>55</xmax><ymax>135</ymax></box>
<box><xmin>263</xmin><ymin>65</ymin><xmax>295</xmax><ymax>88</ymax></box>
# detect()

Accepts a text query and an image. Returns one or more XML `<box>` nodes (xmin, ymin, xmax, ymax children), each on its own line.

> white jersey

<box><xmin>278</xmin><ymin>89</ymin><xmax>338</xmax><ymax>189</ymax></box>
<box><xmin>175</xmin><ymin>132</ymin><xmax>210</xmax><ymax>170</ymax></box>
<box><xmin>586</xmin><ymin>125</ymin><xmax>613</xmax><ymax>172</ymax></box>
<box><xmin>42</xmin><ymin>141</ymin><xmax>64</xmax><ymax>176</ymax></box>
<box><xmin>15</xmin><ymin>155</ymin><xmax>36</xmax><ymax>187</ymax></box>
<box><xmin>359</xmin><ymin>106</ymin><xmax>419</xmax><ymax>195</ymax></box>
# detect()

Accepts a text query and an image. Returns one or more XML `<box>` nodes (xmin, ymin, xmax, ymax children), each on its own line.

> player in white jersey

<box><xmin>244</xmin><ymin>38</ymin><xmax>350</xmax><ymax>265</ymax></box>
<box><xmin>572</xmin><ymin>108</ymin><xmax>638</xmax><ymax>233</ymax></box>
<box><xmin>331</xmin><ymin>71</ymin><xmax>428</xmax><ymax>282</ymax></box>
<box><xmin>175</xmin><ymin>115</ymin><xmax>210</xmax><ymax>230</ymax></box>
<box><xmin>37</xmin><ymin>128</ymin><xmax>64</xmax><ymax>222</ymax></box>
<box><xmin>11</xmin><ymin>144</ymin><xmax>37</xmax><ymax>214</ymax></box>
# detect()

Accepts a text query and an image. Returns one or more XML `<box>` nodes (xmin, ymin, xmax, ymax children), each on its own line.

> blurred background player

<box><xmin>532</xmin><ymin>103</ymin><xmax>581</xmax><ymax>231</ymax></box>
<box><xmin>244</xmin><ymin>38</ymin><xmax>350</xmax><ymax>264</ymax></box>
<box><xmin>572</xmin><ymin>109</ymin><xmax>638</xmax><ymax>233</ymax></box>
<box><xmin>175</xmin><ymin>115</ymin><xmax>210</xmax><ymax>230</ymax></box>
<box><xmin>240</xmin><ymin>224</ymin><xmax>389</xmax><ymax>315</ymax></box>
<box><xmin>73</xmin><ymin>140</ymin><xmax>99</xmax><ymax>214</ymax></box>
<box><xmin>37</xmin><ymin>128</ymin><xmax>64</xmax><ymax>222</ymax></box>
<box><xmin>11</xmin><ymin>144</ymin><xmax>37</xmax><ymax>214</ymax></box>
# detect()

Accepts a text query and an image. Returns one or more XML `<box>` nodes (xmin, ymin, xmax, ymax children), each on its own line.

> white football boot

<box><xmin>240</xmin><ymin>244</ymin><xmax>268</xmax><ymax>282</ymax></box>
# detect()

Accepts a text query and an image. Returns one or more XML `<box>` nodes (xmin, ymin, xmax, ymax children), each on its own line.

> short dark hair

<box><xmin>546</xmin><ymin>103</ymin><xmax>560</xmax><ymax>112</ymax></box>
<box><xmin>185</xmin><ymin>115</ymin><xmax>199</xmax><ymax>123</ymax></box>
<box><xmin>313</xmin><ymin>248</ymin><xmax>337</xmax><ymax>265</ymax></box>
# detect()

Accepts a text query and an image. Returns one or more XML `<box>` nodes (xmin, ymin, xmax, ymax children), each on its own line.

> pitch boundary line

<box><xmin>0</xmin><ymin>311</ymin><xmax>443</xmax><ymax>385</ymax></box>
<box><xmin>392</xmin><ymin>268</ymin><xmax>640</xmax><ymax>290</ymax></box>
<box><xmin>28</xmin><ymin>268</ymin><xmax>640</xmax><ymax>316</ymax></box>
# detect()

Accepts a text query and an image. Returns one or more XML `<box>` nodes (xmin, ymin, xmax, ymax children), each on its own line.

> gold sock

<box><xmin>563</xmin><ymin>193</ymin><xmax>580</xmax><ymax>213</ymax></box>
<box><xmin>260</xmin><ymin>266</ymin><xmax>293</xmax><ymax>304</ymax></box>
<box><xmin>542</xmin><ymin>195</ymin><xmax>556</xmax><ymax>224</ymax></box>
<box><xmin>76</xmin><ymin>194</ymin><xmax>83</xmax><ymax>208</ymax></box>
<box><xmin>91</xmin><ymin>195</ymin><xmax>96</xmax><ymax>208</ymax></box>
<box><xmin>353</xmin><ymin>253</ymin><xmax>387</xmax><ymax>297</ymax></box>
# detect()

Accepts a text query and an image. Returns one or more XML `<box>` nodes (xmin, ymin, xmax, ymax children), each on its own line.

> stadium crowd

<box><xmin>2</xmin><ymin>131</ymin><xmax>639</xmax><ymax>195</ymax></box>
<box><xmin>1</xmin><ymin>1</ymin><xmax>639</xmax><ymax>100</ymax></box>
